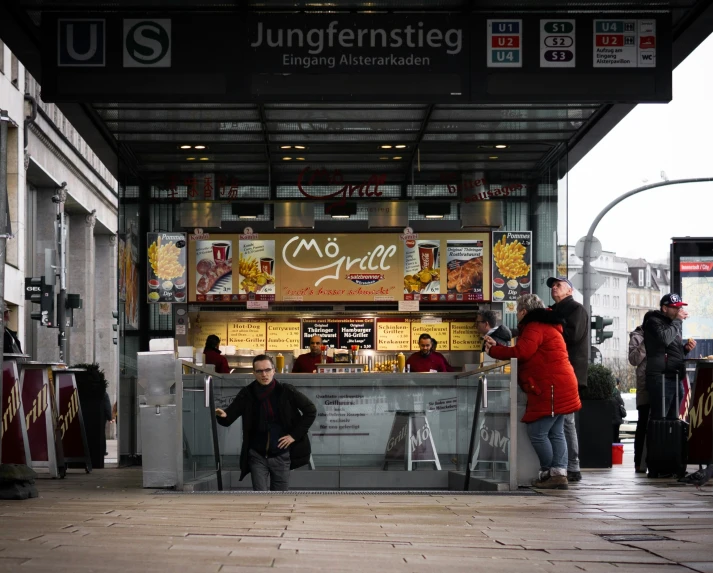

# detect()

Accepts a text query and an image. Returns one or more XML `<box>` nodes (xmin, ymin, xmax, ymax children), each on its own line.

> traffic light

<box><xmin>112</xmin><ymin>310</ymin><xmax>119</xmax><ymax>345</ymax></box>
<box><xmin>591</xmin><ymin>315</ymin><xmax>614</xmax><ymax>345</ymax></box>
<box><xmin>25</xmin><ymin>276</ymin><xmax>54</xmax><ymax>327</ymax></box>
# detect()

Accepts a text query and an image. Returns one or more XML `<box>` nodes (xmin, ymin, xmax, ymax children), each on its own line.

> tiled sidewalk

<box><xmin>0</xmin><ymin>461</ymin><xmax>711</xmax><ymax>573</ymax></box>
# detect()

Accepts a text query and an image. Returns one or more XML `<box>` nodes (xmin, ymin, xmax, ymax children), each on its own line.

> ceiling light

<box><xmin>495</xmin><ymin>144</ymin><xmax>508</xmax><ymax>149</ymax></box>
<box><xmin>296</xmin><ymin>157</ymin><xmax>305</xmax><ymax>161</ymax></box>
<box><xmin>239</xmin><ymin>215</ymin><xmax>257</xmax><ymax>219</ymax></box>
<box><xmin>331</xmin><ymin>214</ymin><xmax>350</xmax><ymax>219</ymax></box>
<box><xmin>194</xmin><ymin>145</ymin><xmax>206</xmax><ymax>150</ymax></box>
<box><xmin>393</xmin><ymin>156</ymin><xmax>402</xmax><ymax>160</ymax></box>
<box><xmin>380</xmin><ymin>145</ymin><xmax>393</xmax><ymax>149</ymax></box>
<box><xmin>379</xmin><ymin>156</ymin><xmax>389</xmax><ymax>160</ymax></box>
<box><xmin>231</xmin><ymin>203</ymin><xmax>264</xmax><ymax>218</ymax></box>
<box><xmin>282</xmin><ymin>157</ymin><xmax>292</xmax><ymax>161</ymax></box>
<box><xmin>199</xmin><ymin>157</ymin><xmax>209</xmax><ymax>161</ymax></box>
<box><xmin>294</xmin><ymin>145</ymin><xmax>306</xmax><ymax>150</ymax></box>
<box><xmin>180</xmin><ymin>145</ymin><xmax>192</xmax><ymax>149</ymax></box>
<box><xmin>186</xmin><ymin>157</ymin><xmax>196</xmax><ymax>161</ymax></box>
<box><xmin>328</xmin><ymin>202</ymin><xmax>358</xmax><ymax>219</ymax></box>
<box><xmin>418</xmin><ymin>202</ymin><xmax>450</xmax><ymax>219</ymax></box>
<box><xmin>489</xmin><ymin>156</ymin><xmax>499</xmax><ymax>160</ymax></box>
<box><xmin>425</xmin><ymin>214</ymin><xmax>444</xmax><ymax>219</ymax></box>
<box><xmin>280</xmin><ymin>145</ymin><xmax>292</xmax><ymax>149</ymax></box>
<box><xmin>395</xmin><ymin>144</ymin><xmax>406</xmax><ymax>149</ymax></box>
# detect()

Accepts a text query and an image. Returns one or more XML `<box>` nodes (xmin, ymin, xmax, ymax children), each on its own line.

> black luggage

<box><xmin>646</xmin><ymin>374</ymin><xmax>688</xmax><ymax>478</ymax></box>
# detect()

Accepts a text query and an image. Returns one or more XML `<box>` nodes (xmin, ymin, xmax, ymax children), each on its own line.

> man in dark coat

<box><xmin>547</xmin><ymin>276</ymin><xmax>589</xmax><ymax>483</ymax></box>
<box><xmin>643</xmin><ymin>293</ymin><xmax>696</xmax><ymax>420</ymax></box>
<box><xmin>215</xmin><ymin>354</ymin><xmax>316</xmax><ymax>491</ymax></box>
<box><xmin>476</xmin><ymin>310</ymin><xmax>512</xmax><ymax>349</ymax></box>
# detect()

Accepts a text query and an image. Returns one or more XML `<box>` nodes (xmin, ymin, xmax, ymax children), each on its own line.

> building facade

<box><xmin>0</xmin><ymin>39</ymin><xmax>119</xmax><ymax>402</ymax></box>
<box><xmin>621</xmin><ymin>257</ymin><xmax>671</xmax><ymax>332</ymax></box>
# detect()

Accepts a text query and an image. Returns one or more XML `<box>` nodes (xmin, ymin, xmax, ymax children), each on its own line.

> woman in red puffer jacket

<box><xmin>485</xmin><ymin>293</ymin><xmax>581</xmax><ymax>490</ymax></box>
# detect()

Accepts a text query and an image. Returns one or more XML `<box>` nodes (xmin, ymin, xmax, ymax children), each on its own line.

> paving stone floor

<box><xmin>1</xmin><ymin>455</ymin><xmax>711</xmax><ymax>573</ymax></box>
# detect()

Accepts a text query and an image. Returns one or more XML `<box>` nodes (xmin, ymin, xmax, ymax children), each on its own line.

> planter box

<box><xmin>74</xmin><ymin>372</ymin><xmax>107</xmax><ymax>470</ymax></box>
<box><xmin>576</xmin><ymin>399</ymin><xmax>613</xmax><ymax>468</ymax></box>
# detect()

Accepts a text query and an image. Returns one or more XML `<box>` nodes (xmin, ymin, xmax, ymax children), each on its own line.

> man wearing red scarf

<box><xmin>216</xmin><ymin>355</ymin><xmax>316</xmax><ymax>491</ymax></box>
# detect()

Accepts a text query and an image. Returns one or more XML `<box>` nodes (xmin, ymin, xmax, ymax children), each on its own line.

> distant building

<box><xmin>565</xmin><ymin>247</ymin><xmax>629</xmax><ymax>363</ymax></box>
<box><xmin>620</xmin><ymin>258</ymin><xmax>670</xmax><ymax>331</ymax></box>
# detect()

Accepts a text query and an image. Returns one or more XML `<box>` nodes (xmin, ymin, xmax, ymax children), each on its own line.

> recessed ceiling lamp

<box><xmin>495</xmin><ymin>144</ymin><xmax>509</xmax><ymax>149</ymax></box>
<box><xmin>489</xmin><ymin>156</ymin><xmax>499</xmax><ymax>160</ymax></box>
<box><xmin>329</xmin><ymin>202</ymin><xmax>357</xmax><ymax>219</ymax></box>
<box><xmin>332</xmin><ymin>214</ymin><xmax>350</xmax><ymax>219</ymax></box>
<box><xmin>294</xmin><ymin>145</ymin><xmax>306</xmax><ymax>150</ymax></box>
<box><xmin>282</xmin><ymin>156</ymin><xmax>292</xmax><ymax>160</ymax></box>
<box><xmin>180</xmin><ymin>145</ymin><xmax>192</xmax><ymax>149</ymax></box>
<box><xmin>418</xmin><ymin>202</ymin><xmax>450</xmax><ymax>219</ymax></box>
<box><xmin>393</xmin><ymin>156</ymin><xmax>402</xmax><ymax>160</ymax></box>
<box><xmin>380</xmin><ymin>145</ymin><xmax>393</xmax><ymax>149</ymax></box>
<box><xmin>395</xmin><ymin>144</ymin><xmax>406</xmax><ymax>149</ymax></box>
<box><xmin>199</xmin><ymin>157</ymin><xmax>209</xmax><ymax>161</ymax></box>
<box><xmin>186</xmin><ymin>157</ymin><xmax>196</xmax><ymax>161</ymax></box>
<box><xmin>296</xmin><ymin>157</ymin><xmax>305</xmax><ymax>161</ymax></box>
<box><xmin>280</xmin><ymin>145</ymin><xmax>292</xmax><ymax>149</ymax></box>
<box><xmin>379</xmin><ymin>156</ymin><xmax>389</xmax><ymax>160</ymax></box>
<box><xmin>194</xmin><ymin>145</ymin><xmax>207</xmax><ymax>150</ymax></box>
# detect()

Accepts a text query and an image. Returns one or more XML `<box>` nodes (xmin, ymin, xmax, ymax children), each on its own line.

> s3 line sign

<box><xmin>57</xmin><ymin>19</ymin><xmax>105</xmax><ymax>67</ymax></box>
<box><xmin>123</xmin><ymin>19</ymin><xmax>172</xmax><ymax>67</ymax></box>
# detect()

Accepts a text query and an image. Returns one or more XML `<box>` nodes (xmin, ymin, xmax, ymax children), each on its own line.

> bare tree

<box><xmin>604</xmin><ymin>357</ymin><xmax>637</xmax><ymax>393</ymax></box>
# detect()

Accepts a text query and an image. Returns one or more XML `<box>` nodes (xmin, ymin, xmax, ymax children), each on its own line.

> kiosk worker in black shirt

<box><xmin>215</xmin><ymin>354</ymin><xmax>316</xmax><ymax>491</ymax></box>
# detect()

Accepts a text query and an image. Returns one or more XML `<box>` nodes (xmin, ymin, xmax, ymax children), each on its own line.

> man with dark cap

<box><xmin>643</xmin><ymin>293</ymin><xmax>696</xmax><ymax>420</ymax></box>
<box><xmin>547</xmin><ymin>276</ymin><xmax>588</xmax><ymax>483</ymax></box>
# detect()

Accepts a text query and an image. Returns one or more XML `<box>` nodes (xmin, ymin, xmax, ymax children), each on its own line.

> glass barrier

<box><xmin>181</xmin><ymin>364</ymin><xmax>223</xmax><ymax>488</ymax></box>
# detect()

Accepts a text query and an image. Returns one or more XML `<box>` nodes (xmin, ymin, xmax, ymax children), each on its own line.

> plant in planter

<box><xmin>71</xmin><ymin>363</ymin><xmax>111</xmax><ymax>469</ymax></box>
<box><xmin>576</xmin><ymin>364</ymin><xmax>617</xmax><ymax>468</ymax></box>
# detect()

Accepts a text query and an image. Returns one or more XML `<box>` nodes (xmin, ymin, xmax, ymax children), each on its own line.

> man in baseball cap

<box><xmin>643</xmin><ymin>292</ymin><xmax>695</xmax><ymax>428</ymax></box>
<box><xmin>547</xmin><ymin>275</ymin><xmax>587</xmax><ymax>483</ymax></box>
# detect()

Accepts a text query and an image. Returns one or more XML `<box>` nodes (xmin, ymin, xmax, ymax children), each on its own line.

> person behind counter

<box><xmin>292</xmin><ymin>335</ymin><xmax>334</xmax><ymax>373</ymax></box>
<box><xmin>203</xmin><ymin>334</ymin><xmax>230</xmax><ymax>374</ymax></box>
<box><xmin>406</xmin><ymin>333</ymin><xmax>454</xmax><ymax>373</ymax></box>
<box><xmin>215</xmin><ymin>354</ymin><xmax>316</xmax><ymax>491</ymax></box>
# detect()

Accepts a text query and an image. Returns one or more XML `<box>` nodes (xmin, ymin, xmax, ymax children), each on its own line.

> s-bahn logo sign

<box><xmin>124</xmin><ymin>19</ymin><xmax>172</xmax><ymax>67</ymax></box>
<box><xmin>58</xmin><ymin>19</ymin><xmax>106</xmax><ymax>67</ymax></box>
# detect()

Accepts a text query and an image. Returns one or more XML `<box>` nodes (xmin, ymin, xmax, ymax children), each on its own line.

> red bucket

<box><xmin>612</xmin><ymin>443</ymin><xmax>624</xmax><ymax>465</ymax></box>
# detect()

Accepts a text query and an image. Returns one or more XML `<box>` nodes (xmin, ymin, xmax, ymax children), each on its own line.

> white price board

<box><xmin>593</xmin><ymin>19</ymin><xmax>656</xmax><ymax>68</ymax></box>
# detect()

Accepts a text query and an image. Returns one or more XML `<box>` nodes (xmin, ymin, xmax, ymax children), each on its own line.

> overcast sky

<box><xmin>565</xmin><ymin>32</ymin><xmax>713</xmax><ymax>263</ymax></box>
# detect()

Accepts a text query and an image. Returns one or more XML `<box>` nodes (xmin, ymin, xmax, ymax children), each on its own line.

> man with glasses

<box><xmin>476</xmin><ymin>310</ymin><xmax>512</xmax><ymax>349</ymax></box>
<box><xmin>216</xmin><ymin>354</ymin><xmax>316</xmax><ymax>491</ymax></box>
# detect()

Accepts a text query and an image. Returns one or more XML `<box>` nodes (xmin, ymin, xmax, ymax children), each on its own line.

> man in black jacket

<box><xmin>643</xmin><ymin>293</ymin><xmax>696</xmax><ymax>420</ymax></box>
<box><xmin>476</xmin><ymin>310</ymin><xmax>512</xmax><ymax>349</ymax></box>
<box><xmin>548</xmin><ymin>276</ymin><xmax>589</xmax><ymax>483</ymax></box>
<box><xmin>215</xmin><ymin>354</ymin><xmax>316</xmax><ymax>491</ymax></box>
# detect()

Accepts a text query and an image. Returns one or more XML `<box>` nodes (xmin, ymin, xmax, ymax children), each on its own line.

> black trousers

<box><xmin>634</xmin><ymin>404</ymin><xmax>650</xmax><ymax>467</ymax></box>
<box><xmin>612</xmin><ymin>425</ymin><xmax>621</xmax><ymax>443</ymax></box>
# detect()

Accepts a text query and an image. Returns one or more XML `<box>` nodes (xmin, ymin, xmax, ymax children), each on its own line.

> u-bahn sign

<box><xmin>41</xmin><ymin>13</ymin><xmax>671</xmax><ymax>103</ymax></box>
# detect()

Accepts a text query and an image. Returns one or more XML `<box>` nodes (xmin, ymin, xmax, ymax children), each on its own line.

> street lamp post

<box><xmin>582</xmin><ymin>177</ymin><xmax>713</xmax><ymax>361</ymax></box>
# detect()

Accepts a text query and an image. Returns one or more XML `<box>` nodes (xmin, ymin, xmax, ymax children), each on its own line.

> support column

<box><xmin>94</xmin><ymin>234</ymin><xmax>118</xmax><ymax>404</ymax></box>
<box><xmin>67</xmin><ymin>212</ymin><xmax>96</xmax><ymax>365</ymax></box>
<box><xmin>33</xmin><ymin>189</ymin><xmax>59</xmax><ymax>362</ymax></box>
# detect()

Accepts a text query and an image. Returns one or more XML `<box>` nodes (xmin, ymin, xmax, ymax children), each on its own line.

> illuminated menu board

<box><xmin>450</xmin><ymin>322</ymin><xmax>482</xmax><ymax>351</ymax></box>
<box><xmin>228</xmin><ymin>321</ymin><xmax>267</xmax><ymax>350</ymax></box>
<box><xmin>266</xmin><ymin>322</ymin><xmax>301</xmax><ymax>350</ymax></box>
<box><xmin>411</xmin><ymin>322</ymin><xmax>450</xmax><ymax>350</ymax></box>
<box><xmin>376</xmin><ymin>320</ymin><xmax>411</xmax><ymax>351</ymax></box>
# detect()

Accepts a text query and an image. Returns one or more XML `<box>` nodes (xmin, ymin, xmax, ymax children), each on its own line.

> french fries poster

<box><xmin>491</xmin><ymin>231</ymin><xmax>532</xmax><ymax>302</ymax></box>
<box><xmin>147</xmin><ymin>233</ymin><xmax>187</xmax><ymax>304</ymax></box>
<box><xmin>238</xmin><ymin>240</ymin><xmax>276</xmax><ymax>301</ymax></box>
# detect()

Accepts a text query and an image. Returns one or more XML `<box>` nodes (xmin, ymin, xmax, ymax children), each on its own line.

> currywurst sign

<box><xmin>249</xmin><ymin>15</ymin><xmax>464</xmax><ymax>71</ymax></box>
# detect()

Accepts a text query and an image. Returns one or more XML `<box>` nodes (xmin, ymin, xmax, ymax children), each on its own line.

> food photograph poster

<box><xmin>491</xmin><ymin>231</ymin><xmax>532</xmax><ymax>303</ymax></box>
<box><xmin>147</xmin><ymin>233</ymin><xmax>188</xmax><ymax>304</ymax></box>
<box><xmin>195</xmin><ymin>239</ymin><xmax>233</xmax><ymax>302</ymax></box>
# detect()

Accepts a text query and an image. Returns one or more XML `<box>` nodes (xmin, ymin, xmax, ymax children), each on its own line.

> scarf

<box><xmin>254</xmin><ymin>379</ymin><xmax>277</xmax><ymax>432</ymax></box>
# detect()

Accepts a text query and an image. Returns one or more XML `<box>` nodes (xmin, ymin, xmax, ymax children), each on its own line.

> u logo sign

<box><xmin>58</xmin><ymin>19</ymin><xmax>105</xmax><ymax>67</ymax></box>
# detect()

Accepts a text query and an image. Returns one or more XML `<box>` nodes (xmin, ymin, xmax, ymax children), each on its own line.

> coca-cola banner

<box><xmin>187</xmin><ymin>232</ymin><xmax>490</xmax><ymax>303</ymax></box>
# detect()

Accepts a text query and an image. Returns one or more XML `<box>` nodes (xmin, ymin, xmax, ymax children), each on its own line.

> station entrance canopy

<box><xmin>41</xmin><ymin>12</ymin><xmax>672</xmax><ymax>104</ymax></box>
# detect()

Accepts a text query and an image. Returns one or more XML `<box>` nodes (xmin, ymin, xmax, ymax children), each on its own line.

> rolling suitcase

<box><xmin>646</xmin><ymin>374</ymin><xmax>688</xmax><ymax>478</ymax></box>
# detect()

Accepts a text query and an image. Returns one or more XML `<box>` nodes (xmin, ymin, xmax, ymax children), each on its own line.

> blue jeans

<box><xmin>249</xmin><ymin>449</ymin><xmax>291</xmax><ymax>491</ymax></box>
<box><xmin>647</xmin><ymin>375</ymin><xmax>683</xmax><ymax>420</ymax></box>
<box><xmin>563</xmin><ymin>412</ymin><xmax>580</xmax><ymax>472</ymax></box>
<box><xmin>526</xmin><ymin>415</ymin><xmax>567</xmax><ymax>473</ymax></box>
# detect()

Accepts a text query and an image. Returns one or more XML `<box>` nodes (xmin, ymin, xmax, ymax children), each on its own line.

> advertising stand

<box><xmin>53</xmin><ymin>368</ymin><xmax>92</xmax><ymax>473</ymax></box>
<box><xmin>1</xmin><ymin>358</ymin><xmax>31</xmax><ymax>466</ymax></box>
<box><xmin>383</xmin><ymin>410</ymin><xmax>441</xmax><ymax>471</ymax></box>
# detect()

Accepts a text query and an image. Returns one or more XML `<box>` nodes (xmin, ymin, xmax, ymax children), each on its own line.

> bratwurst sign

<box><xmin>248</xmin><ymin>14</ymin><xmax>467</xmax><ymax>72</ymax></box>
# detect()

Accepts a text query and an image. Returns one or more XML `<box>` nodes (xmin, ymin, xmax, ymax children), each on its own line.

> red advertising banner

<box><xmin>1</xmin><ymin>360</ymin><xmax>30</xmax><ymax>465</ymax></box>
<box><xmin>55</xmin><ymin>371</ymin><xmax>90</xmax><ymax>467</ymax></box>
<box><xmin>21</xmin><ymin>367</ymin><xmax>51</xmax><ymax>463</ymax></box>
<box><xmin>688</xmin><ymin>363</ymin><xmax>713</xmax><ymax>465</ymax></box>
<box><xmin>681</xmin><ymin>262</ymin><xmax>713</xmax><ymax>273</ymax></box>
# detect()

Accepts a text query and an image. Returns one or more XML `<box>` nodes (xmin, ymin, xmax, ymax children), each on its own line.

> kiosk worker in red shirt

<box><xmin>406</xmin><ymin>333</ymin><xmax>454</xmax><ymax>373</ymax></box>
<box><xmin>292</xmin><ymin>335</ymin><xmax>334</xmax><ymax>373</ymax></box>
<box><xmin>204</xmin><ymin>334</ymin><xmax>230</xmax><ymax>374</ymax></box>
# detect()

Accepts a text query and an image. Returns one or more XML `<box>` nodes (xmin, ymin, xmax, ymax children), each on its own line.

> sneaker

<box><xmin>532</xmin><ymin>475</ymin><xmax>568</xmax><ymax>490</ymax></box>
<box><xmin>567</xmin><ymin>471</ymin><xmax>582</xmax><ymax>482</ymax></box>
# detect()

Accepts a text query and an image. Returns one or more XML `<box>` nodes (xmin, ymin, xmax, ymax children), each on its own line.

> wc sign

<box><xmin>123</xmin><ymin>19</ymin><xmax>171</xmax><ymax>67</ymax></box>
<box><xmin>57</xmin><ymin>19</ymin><xmax>105</xmax><ymax>67</ymax></box>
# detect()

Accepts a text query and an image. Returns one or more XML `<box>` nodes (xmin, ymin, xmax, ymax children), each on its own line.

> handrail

<box><xmin>464</xmin><ymin>376</ymin><xmax>486</xmax><ymax>491</ymax></box>
<box><xmin>181</xmin><ymin>360</ymin><xmax>224</xmax><ymax>378</ymax></box>
<box><xmin>456</xmin><ymin>361</ymin><xmax>510</xmax><ymax>379</ymax></box>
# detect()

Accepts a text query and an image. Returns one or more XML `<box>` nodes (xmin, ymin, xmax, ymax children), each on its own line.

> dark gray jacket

<box><xmin>643</xmin><ymin>310</ymin><xmax>688</xmax><ymax>379</ymax></box>
<box><xmin>482</xmin><ymin>324</ymin><xmax>512</xmax><ymax>350</ymax></box>
<box><xmin>550</xmin><ymin>295</ymin><xmax>589</xmax><ymax>387</ymax></box>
